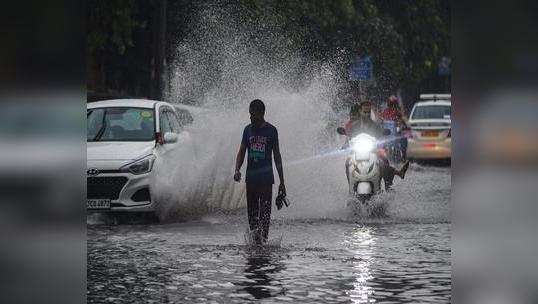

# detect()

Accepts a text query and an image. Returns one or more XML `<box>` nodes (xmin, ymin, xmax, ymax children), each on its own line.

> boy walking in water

<box><xmin>234</xmin><ymin>99</ymin><xmax>286</xmax><ymax>245</ymax></box>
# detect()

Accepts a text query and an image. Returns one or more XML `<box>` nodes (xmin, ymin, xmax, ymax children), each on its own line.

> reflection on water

<box><xmin>88</xmin><ymin>221</ymin><xmax>450</xmax><ymax>303</ymax></box>
<box><xmin>236</xmin><ymin>249</ymin><xmax>286</xmax><ymax>299</ymax></box>
<box><xmin>346</xmin><ymin>227</ymin><xmax>376</xmax><ymax>303</ymax></box>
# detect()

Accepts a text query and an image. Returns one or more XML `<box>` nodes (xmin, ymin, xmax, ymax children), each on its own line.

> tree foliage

<box><xmin>88</xmin><ymin>0</ymin><xmax>146</xmax><ymax>56</ymax></box>
<box><xmin>238</xmin><ymin>0</ymin><xmax>450</xmax><ymax>89</ymax></box>
<box><xmin>87</xmin><ymin>0</ymin><xmax>450</xmax><ymax>98</ymax></box>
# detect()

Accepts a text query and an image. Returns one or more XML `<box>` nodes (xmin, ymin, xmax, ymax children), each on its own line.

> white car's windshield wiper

<box><xmin>91</xmin><ymin>109</ymin><xmax>107</xmax><ymax>141</ymax></box>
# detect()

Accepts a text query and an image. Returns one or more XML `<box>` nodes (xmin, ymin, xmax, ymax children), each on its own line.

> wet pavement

<box><xmin>88</xmin><ymin>165</ymin><xmax>451</xmax><ymax>303</ymax></box>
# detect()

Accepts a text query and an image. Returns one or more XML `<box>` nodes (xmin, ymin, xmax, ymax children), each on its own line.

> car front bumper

<box><xmin>86</xmin><ymin>171</ymin><xmax>154</xmax><ymax>213</ymax></box>
<box><xmin>408</xmin><ymin>138</ymin><xmax>451</xmax><ymax>159</ymax></box>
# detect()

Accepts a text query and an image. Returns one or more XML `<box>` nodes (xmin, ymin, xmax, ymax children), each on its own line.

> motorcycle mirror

<box><xmin>336</xmin><ymin>127</ymin><xmax>346</xmax><ymax>135</ymax></box>
<box><xmin>383</xmin><ymin>129</ymin><xmax>391</xmax><ymax>136</ymax></box>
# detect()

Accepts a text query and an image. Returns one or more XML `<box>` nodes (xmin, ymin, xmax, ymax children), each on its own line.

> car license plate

<box><xmin>422</xmin><ymin>130</ymin><xmax>439</xmax><ymax>137</ymax></box>
<box><xmin>87</xmin><ymin>199</ymin><xmax>111</xmax><ymax>209</ymax></box>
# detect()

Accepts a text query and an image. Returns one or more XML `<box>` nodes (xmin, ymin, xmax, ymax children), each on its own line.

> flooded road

<box><xmin>88</xmin><ymin>164</ymin><xmax>450</xmax><ymax>303</ymax></box>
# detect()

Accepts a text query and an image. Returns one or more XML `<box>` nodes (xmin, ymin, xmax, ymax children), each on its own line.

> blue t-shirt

<box><xmin>241</xmin><ymin>122</ymin><xmax>278</xmax><ymax>185</ymax></box>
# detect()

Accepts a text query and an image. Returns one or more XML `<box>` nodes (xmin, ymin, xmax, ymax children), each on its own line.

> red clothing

<box><xmin>380</xmin><ymin>108</ymin><xmax>401</xmax><ymax>122</ymax></box>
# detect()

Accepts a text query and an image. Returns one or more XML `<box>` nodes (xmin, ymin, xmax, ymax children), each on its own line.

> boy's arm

<box><xmin>235</xmin><ymin>127</ymin><xmax>248</xmax><ymax>182</ymax></box>
<box><xmin>235</xmin><ymin>144</ymin><xmax>246</xmax><ymax>172</ymax></box>
<box><xmin>234</xmin><ymin>144</ymin><xmax>246</xmax><ymax>182</ymax></box>
<box><xmin>273</xmin><ymin>130</ymin><xmax>285</xmax><ymax>192</ymax></box>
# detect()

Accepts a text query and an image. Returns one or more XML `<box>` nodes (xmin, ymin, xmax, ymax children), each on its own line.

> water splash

<box><xmin>149</xmin><ymin>2</ymin><xmax>450</xmax><ymax>224</ymax></box>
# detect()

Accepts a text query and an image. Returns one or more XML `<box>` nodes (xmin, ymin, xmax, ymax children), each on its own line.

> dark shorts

<box><xmin>246</xmin><ymin>183</ymin><xmax>273</xmax><ymax>243</ymax></box>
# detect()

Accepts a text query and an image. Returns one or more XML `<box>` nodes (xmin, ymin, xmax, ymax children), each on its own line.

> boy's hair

<box><xmin>249</xmin><ymin>99</ymin><xmax>265</xmax><ymax>114</ymax></box>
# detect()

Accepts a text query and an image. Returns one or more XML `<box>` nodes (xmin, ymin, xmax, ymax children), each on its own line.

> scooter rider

<box><xmin>380</xmin><ymin>95</ymin><xmax>406</xmax><ymax>123</ymax></box>
<box><xmin>380</xmin><ymin>95</ymin><xmax>409</xmax><ymax>159</ymax></box>
<box><xmin>345</xmin><ymin>100</ymin><xmax>410</xmax><ymax>190</ymax></box>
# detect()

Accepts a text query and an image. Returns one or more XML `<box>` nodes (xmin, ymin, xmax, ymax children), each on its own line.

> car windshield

<box><xmin>412</xmin><ymin>105</ymin><xmax>451</xmax><ymax>120</ymax></box>
<box><xmin>87</xmin><ymin>107</ymin><xmax>155</xmax><ymax>141</ymax></box>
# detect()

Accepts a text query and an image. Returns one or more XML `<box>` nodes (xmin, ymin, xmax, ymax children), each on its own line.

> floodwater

<box><xmin>88</xmin><ymin>4</ymin><xmax>451</xmax><ymax>302</ymax></box>
<box><xmin>87</xmin><ymin>164</ymin><xmax>451</xmax><ymax>303</ymax></box>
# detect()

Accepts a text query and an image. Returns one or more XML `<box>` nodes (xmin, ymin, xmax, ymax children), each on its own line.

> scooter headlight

<box><xmin>351</xmin><ymin>135</ymin><xmax>376</xmax><ymax>153</ymax></box>
<box><xmin>120</xmin><ymin>154</ymin><xmax>156</xmax><ymax>175</ymax></box>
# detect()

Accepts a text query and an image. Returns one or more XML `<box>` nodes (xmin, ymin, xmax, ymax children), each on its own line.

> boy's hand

<box><xmin>278</xmin><ymin>184</ymin><xmax>286</xmax><ymax>196</ymax></box>
<box><xmin>233</xmin><ymin>170</ymin><xmax>241</xmax><ymax>182</ymax></box>
<box><xmin>276</xmin><ymin>198</ymin><xmax>283</xmax><ymax>210</ymax></box>
<box><xmin>276</xmin><ymin>184</ymin><xmax>289</xmax><ymax>209</ymax></box>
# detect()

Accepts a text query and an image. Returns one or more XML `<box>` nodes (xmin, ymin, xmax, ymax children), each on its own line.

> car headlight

<box><xmin>351</xmin><ymin>134</ymin><xmax>376</xmax><ymax>153</ymax></box>
<box><xmin>120</xmin><ymin>155</ymin><xmax>156</xmax><ymax>175</ymax></box>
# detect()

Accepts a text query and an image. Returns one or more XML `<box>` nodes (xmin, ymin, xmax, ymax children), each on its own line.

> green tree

<box><xmin>88</xmin><ymin>0</ymin><xmax>145</xmax><ymax>56</ymax></box>
<box><xmin>236</xmin><ymin>0</ymin><xmax>449</xmax><ymax>93</ymax></box>
<box><xmin>375</xmin><ymin>0</ymin><xmax>451</xmax><ymax>86</ymax></box>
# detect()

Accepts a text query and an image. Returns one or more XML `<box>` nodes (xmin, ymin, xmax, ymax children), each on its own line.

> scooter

<box><xmin>337</xmin><ymin>127</ymin><xmax>383</xmax><ymax>205</ymax></box>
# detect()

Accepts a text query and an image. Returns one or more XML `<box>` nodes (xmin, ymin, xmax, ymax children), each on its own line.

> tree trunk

<box><xmin>152</xmin><ymin>0</ymin><xmax>167</xmax><ymax>100</ymax></box>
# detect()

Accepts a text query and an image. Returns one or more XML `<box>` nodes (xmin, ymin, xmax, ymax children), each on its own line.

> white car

<box><xmin>86</xmin><ymin>99</ymin><xmax>196</xmax><ymax>216</ymax></box>
<box><xmin>407</xmin><ymin>94</ymin><xmax>451</xmax><ymax>160</ymax></box>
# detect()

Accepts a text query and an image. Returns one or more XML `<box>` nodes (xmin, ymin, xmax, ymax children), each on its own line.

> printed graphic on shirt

<box><xmin>248</xmin><ymin>135</ymin><xmax>267</xmax><ymax>162</ymax></box>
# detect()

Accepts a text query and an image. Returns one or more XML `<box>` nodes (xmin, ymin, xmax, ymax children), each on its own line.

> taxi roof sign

<box><xmin>420</xmin><ymin>94</ymin><xmax>451</xmax><ymax>101</ymax></box>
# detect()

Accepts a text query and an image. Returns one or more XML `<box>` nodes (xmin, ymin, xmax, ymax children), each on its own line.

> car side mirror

<box><xmin>163</xmin><ymin>132</ymin><xmax>178</xmax><ymax>144</ymax></box>
<box><xmin>336</xmin><ymin>127</ymin><xmax>346</xmax><ymax>135</ymax></box>
<box><xmin>383</xmin><ymin>129</ymin><xmax>391</xmax><ymax>136</ymax></box>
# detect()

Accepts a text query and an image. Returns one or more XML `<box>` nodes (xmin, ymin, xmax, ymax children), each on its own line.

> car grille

<box><xmin>87</xmin><ymin>176</ymin><xmax>128</xmax><ymax>199</ymax></box>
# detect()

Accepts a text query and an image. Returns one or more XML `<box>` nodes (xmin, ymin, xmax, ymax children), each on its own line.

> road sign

<box><xmin>349</xmin><ymin>56</ymin><xmax>373</xmax><ymax>81</ymax></box>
